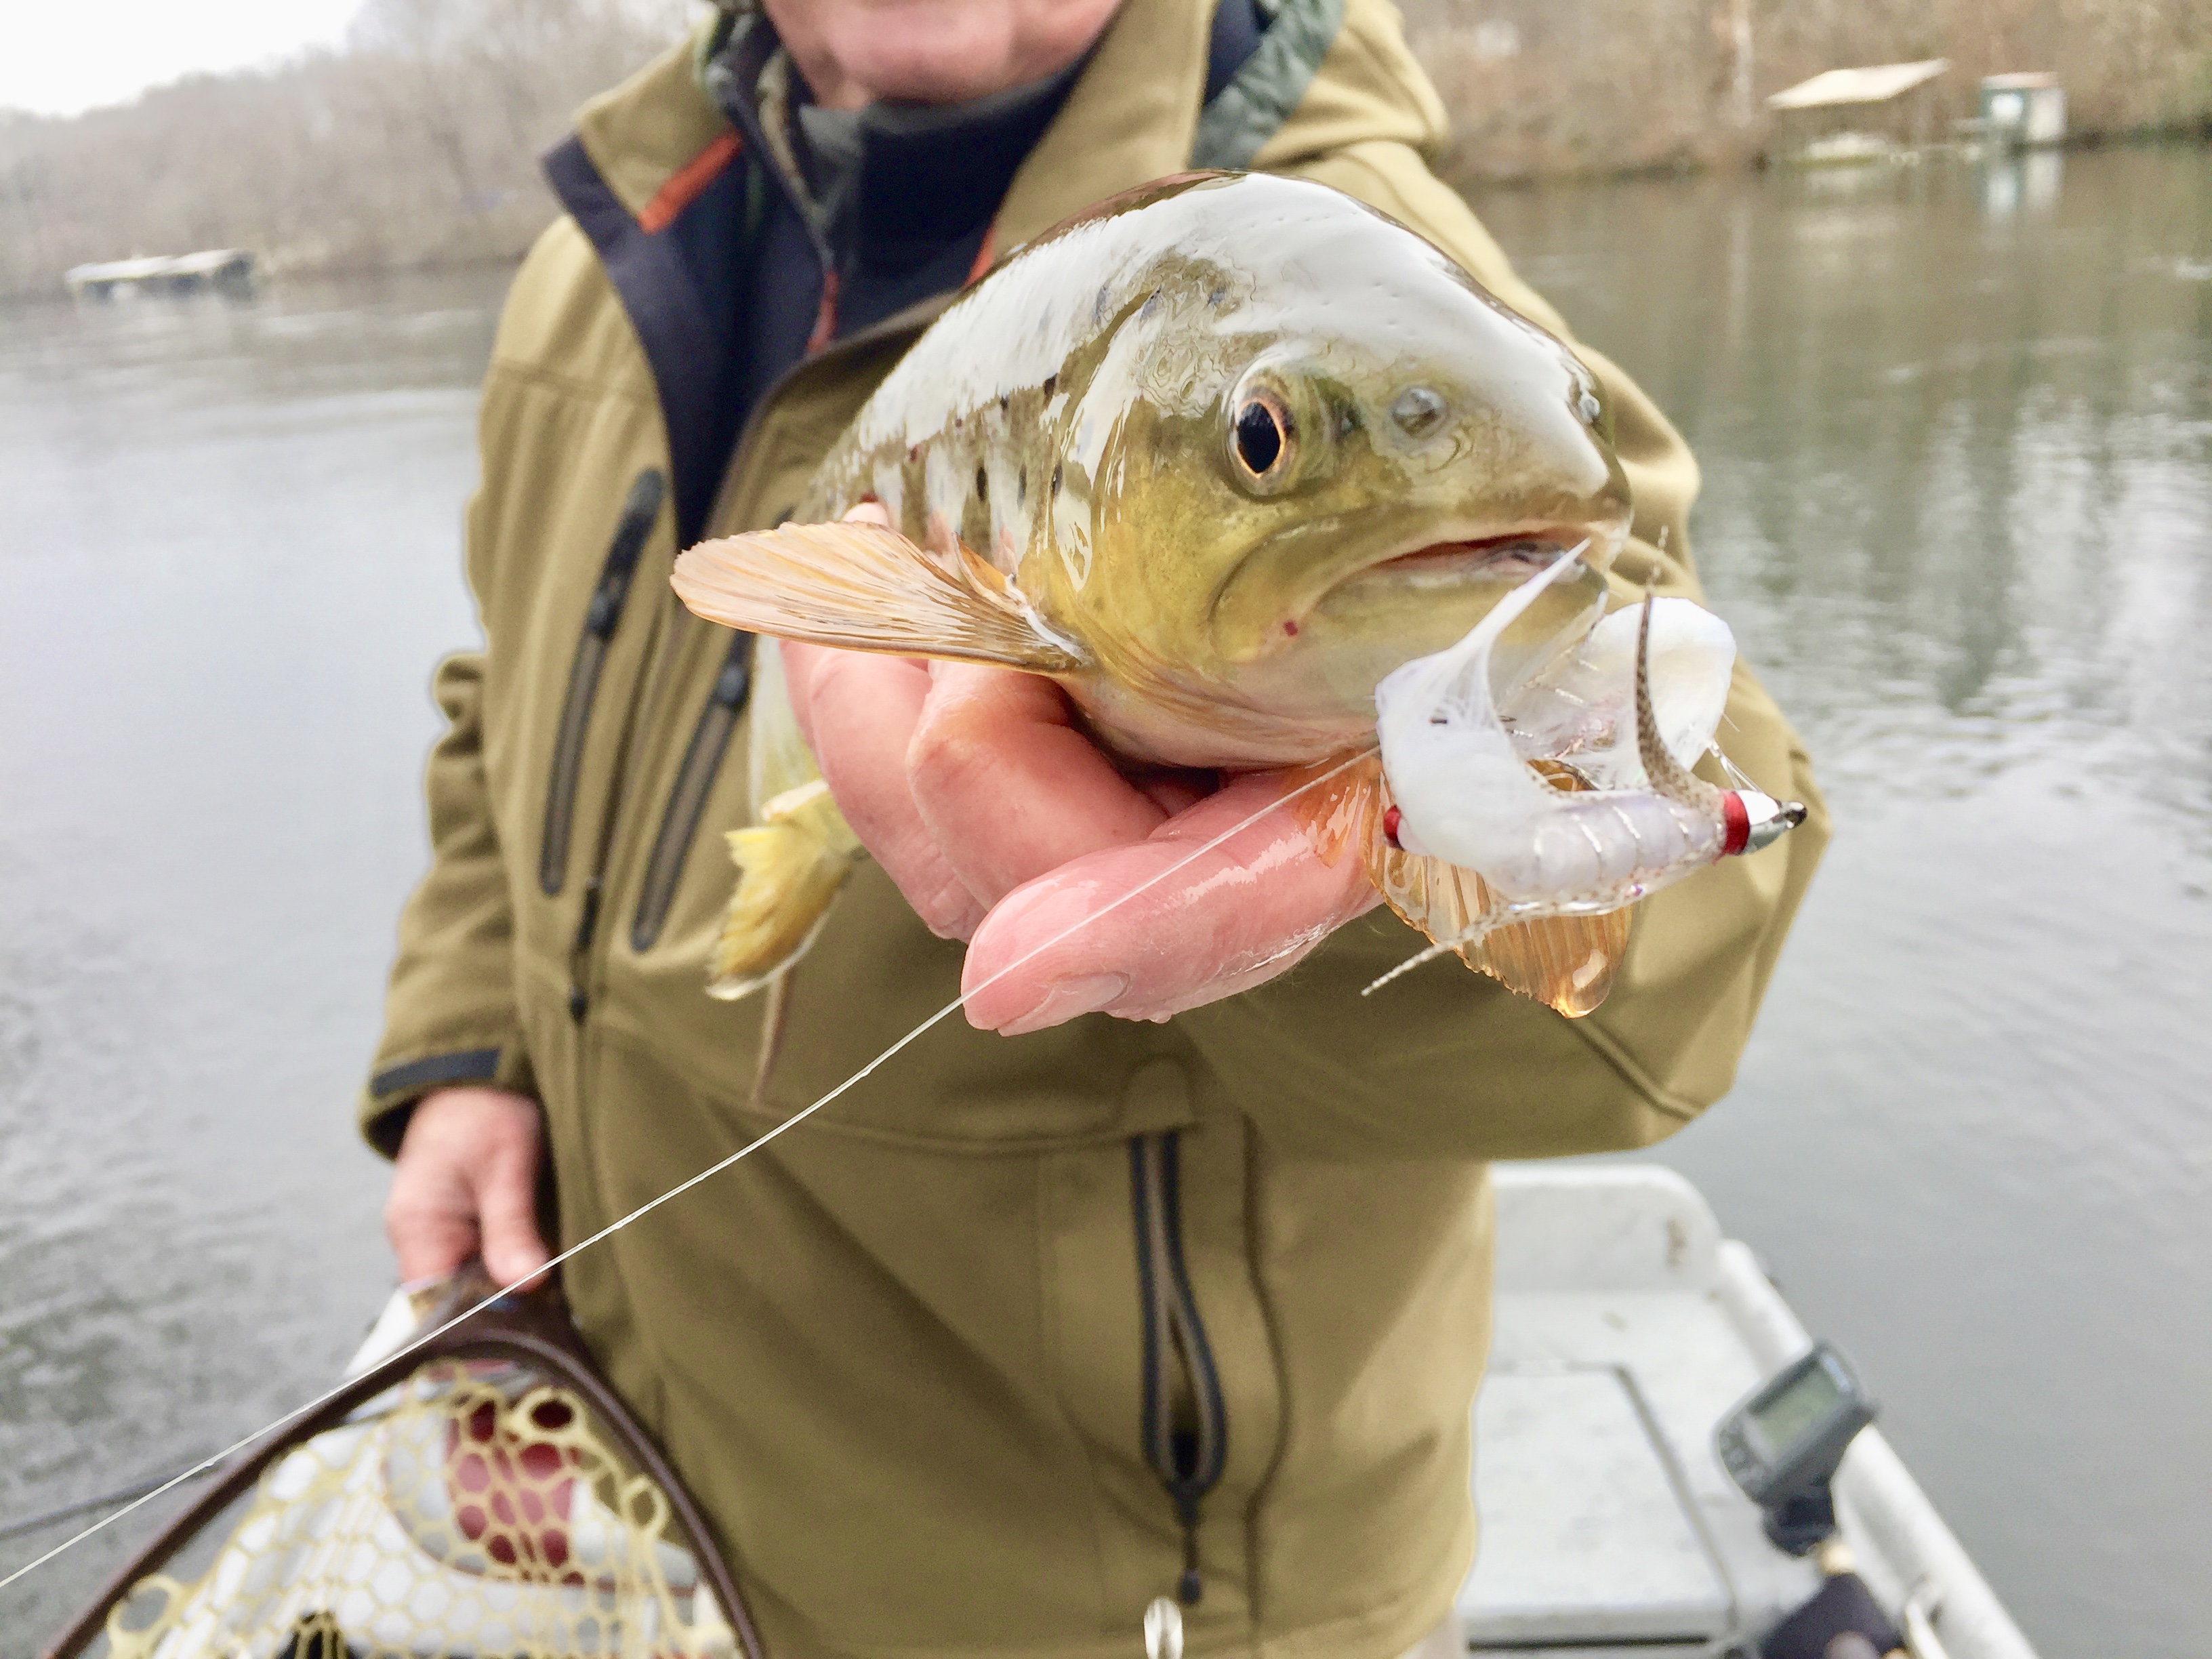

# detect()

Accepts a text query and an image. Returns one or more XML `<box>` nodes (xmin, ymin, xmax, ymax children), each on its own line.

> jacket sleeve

<box><xmin>356</xmin><ymin>487</ymin><xmax>537</xmax><ymax>1158</ymax></box>
<box><xmin>1170</xmin><ymin>141</ymin><xmax>1829</xmax><ymax>1162</ymax></box>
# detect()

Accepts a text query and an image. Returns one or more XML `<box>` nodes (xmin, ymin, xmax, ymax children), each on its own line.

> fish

<box><xmin>672</xmin><ymin>170</ymin><xmax>1797</xmax><ymax>1018</ymax></box>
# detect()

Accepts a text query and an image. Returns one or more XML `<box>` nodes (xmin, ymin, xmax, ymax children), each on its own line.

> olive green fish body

<box><xmin>680</xmin><ymin>171</ymin><xmax>1636</xmax><ymax>1000</ymax></box>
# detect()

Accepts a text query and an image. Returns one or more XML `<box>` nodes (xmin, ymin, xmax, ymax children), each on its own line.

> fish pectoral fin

<box><xmin>708</xmin><ymin>785</ymin><xmax>863</xmax><ymax>1001</ymax></box>
<box><xmin>674</xmin><ymin>520</ymin><xmax>1089</xmax><ymax>673</ymax></box>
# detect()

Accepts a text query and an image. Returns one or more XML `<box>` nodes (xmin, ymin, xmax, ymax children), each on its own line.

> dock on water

<box><xmin>64</xmin><ymin>248</ymin><xmax>256</xmax><ymax>300</ymax></box>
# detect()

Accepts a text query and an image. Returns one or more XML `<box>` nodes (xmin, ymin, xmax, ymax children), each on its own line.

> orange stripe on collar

<box><xmin>638</xmin><ymin>131</ymin><xmax>745</xmax><ymax>234</ymax></box>
<box><xmin>806</xmin><ymin>217</ymin><xmax>990</xmax><ymax>356</ymax></box>
<box><xmin>805</xmin><ymin>269</ymin><xmax>840</xmax><ymax>356</ymax></box>
<box><xmin>963</xmin><ymin>222</ymin><xmax>998</xmax><ymax>288</ymax></box>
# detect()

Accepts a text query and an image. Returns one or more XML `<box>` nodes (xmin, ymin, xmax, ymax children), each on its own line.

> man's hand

<box><xmin>386</xmin><ymin>1086</ymin><xmax>552</xmax><ymax>1288</ymax></box>
<box><xmin>781</xmin><ymin>510</ymin><xmax>1380</xmax><ymax>1036</ymax></box>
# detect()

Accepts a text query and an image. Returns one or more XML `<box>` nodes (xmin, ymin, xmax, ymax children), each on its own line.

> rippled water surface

<box><xmin>1474</xmin><ymin>144</ymin><xmax>2211</xmax><ymax>1656</ymax></box>
<box><xmin>0</xmin><ymin>268</ymin><xmax>502</xmax><ymax>1644</ymax></box>
<box><xmin>2</xmin><ymin>145</ymin><xmax>2207</xmax><ymax>1654</ymax></box>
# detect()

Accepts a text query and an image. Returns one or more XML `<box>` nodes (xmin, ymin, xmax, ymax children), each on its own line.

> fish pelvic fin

<box><xmin>1299</xmin><ymin>752</ymin><xmax>1632</xmax><ymax>1017</ymax></box>
<box><xmin>674</xmin><ymin>520</ymin><xmax>1090</xmax><ymax>673</ymax></box>
<box><xmin>708</xmin><ymin>780</ymin><xmax>863</xmax><ymax>1001</ymax></box>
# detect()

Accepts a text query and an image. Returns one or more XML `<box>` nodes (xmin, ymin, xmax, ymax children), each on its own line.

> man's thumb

<box><xmin>476</xmin><ymin>1156</ymin><xmax>552</xmax><ymax>1288</ymax></box>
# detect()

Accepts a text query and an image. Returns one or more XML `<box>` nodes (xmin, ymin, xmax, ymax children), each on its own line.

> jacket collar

<box><xmin>571</xmin><ymin>33</ymin><xmax>734</xmax><ymax>222</ymax></box>
<box><xmin>564</xmin><ymin>0</ymin><xmax>1435</xmax><ymax>245</ymax></box>
<box><xmin>990</xmin><ymin>0</ymin><xmax>1214</xmax><ymax>249</ymax></box>
<box><xmin>564</xmin><ymin>0</ymin><xmax>1279</xmax><ymax>253</ymax></box>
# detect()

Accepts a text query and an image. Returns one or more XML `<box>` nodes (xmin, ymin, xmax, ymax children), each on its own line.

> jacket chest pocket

<box><xmin>753</xmin><ymin>875</ymin><xmax>1204</xmax><ymax>1151</ymax></box>
<box><xmin>539</xmin><ymin>468</ymin><xmax>667</xmax><ymax>898</ymax></box>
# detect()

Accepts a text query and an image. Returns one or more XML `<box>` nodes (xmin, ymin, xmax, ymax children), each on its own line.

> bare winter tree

<box><xmin>1</xmin><ymin>0</ymin><xmax>2205</xmax><ymax>295</ymax></box>
<box><xmin>0</xmin><ymin>0</ymin><xmax>693</xmax><ymax>298</ymax></box>
<box><xmin>1401</xmin><ymin>0</ymin><xmax>2211</xmax><ymax>181</ymax></box>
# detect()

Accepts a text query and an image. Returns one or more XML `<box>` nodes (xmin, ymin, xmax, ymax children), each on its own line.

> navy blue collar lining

<box><xmin>543</xmin><ymin>134</ymin><xmax>746</xmax><ymax>547</ymax></box>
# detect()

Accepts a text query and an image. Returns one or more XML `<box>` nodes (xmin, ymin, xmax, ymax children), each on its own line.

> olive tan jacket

<box><xmin>363</xmin><ymin>1</ymin><xmax>1828</xmax><ymax>1654</ymax></box>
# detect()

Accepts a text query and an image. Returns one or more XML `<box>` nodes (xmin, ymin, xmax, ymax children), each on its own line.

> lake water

<box><xmin>1</xmin><ymin>144</ymin><xmax>2206</xmax><ymax>1655</ymax></box>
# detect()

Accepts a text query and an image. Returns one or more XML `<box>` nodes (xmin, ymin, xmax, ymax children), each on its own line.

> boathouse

<box><xmin>1764</xmin><ymin>59</ymin><xmax>1950</xmax><ymax>165</ymax></box>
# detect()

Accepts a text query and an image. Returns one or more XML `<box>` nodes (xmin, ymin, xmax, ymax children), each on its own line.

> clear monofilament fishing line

<box><xmin>0</xmin><ymin>748</ymin><xmax>1377</xmax><ymax>1597</ymax></box>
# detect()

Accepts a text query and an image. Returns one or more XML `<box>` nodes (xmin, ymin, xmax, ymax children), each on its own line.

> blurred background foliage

<box><xmin>1408</xmin><ymin>0</ymin><xmax>2212</xmax><ymax>181</ymax></box>
<box><xmin>1</xmin><ymin>0</ymin><xmax>2208</xmax><ymax>296</ymax></box>
<box><xmin>0</xmin><ymin>0</ymin><xmax>691</xmax><ymax>299</ymax></box>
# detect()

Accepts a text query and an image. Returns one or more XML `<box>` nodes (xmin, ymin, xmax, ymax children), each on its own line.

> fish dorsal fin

<box><xmin>1287</xmin><ymin>753</ymin><xmax>1631</xmax><ymax>1017</ymax></box>
<box><xmin>674</xmin><ymin>520</ymin><xmax>1090</xmax><ymax>672</ymax></box>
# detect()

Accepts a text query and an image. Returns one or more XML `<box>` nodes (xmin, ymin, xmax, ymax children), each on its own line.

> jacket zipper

<box><xmin>629</xmin><ymin>630</ymin><xmax>755</xmax><ymax>953</ymax></box>
<box><xmin>539</xmin><ymin>468</ymin><xmax>667</xmax><ymax>897</ymax></box>
<box><xmin>1131</xmin><ymin>1130</ymin><xmax>1227</xmax><ymax>1608</ymax></box>
<box><xmin>563</xmin><ymin>516</ymin><xmax>687</xmax><ymax>1025</ymax></box>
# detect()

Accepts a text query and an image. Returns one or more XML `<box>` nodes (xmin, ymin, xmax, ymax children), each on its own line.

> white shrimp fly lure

<box><xmin>1370</xmin><ymin>549</ymin><xmax>1804</xmax><ymax>987</ymax></box>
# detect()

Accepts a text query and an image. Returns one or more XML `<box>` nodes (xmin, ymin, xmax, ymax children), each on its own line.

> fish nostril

<box><xmin>1391</xmin><ymin>387</ymin><xmax>1446</xmax><ymax>438</ymax></box>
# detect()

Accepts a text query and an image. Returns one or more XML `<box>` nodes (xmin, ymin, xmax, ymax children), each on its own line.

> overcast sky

<box><xmin>1</xmin><ymin>0</ymin><xmax>365</xmax><ymax>118</ymax></box>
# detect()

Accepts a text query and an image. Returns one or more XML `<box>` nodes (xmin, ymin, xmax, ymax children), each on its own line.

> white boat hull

<box><xmin>1461</xmin><ymin>1165</ymin><xmax>2036</xmax><ymax>1658</ymax></box>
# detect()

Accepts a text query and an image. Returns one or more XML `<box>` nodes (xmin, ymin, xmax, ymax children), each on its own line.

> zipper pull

<box><xmin>1179</xmin><ymin>1543</ymin><xmax>1202</xmax><ymax>1607</ymax></box>
<box><xmin>568</xmin><ymin>875</ymin><xmax>605</xmax><ymax>1022</ymax></box>
<box><xmin>1143</xmin><ymin>1596</ymin><xmax>1183</xmax><ymax>1659</ymax></box>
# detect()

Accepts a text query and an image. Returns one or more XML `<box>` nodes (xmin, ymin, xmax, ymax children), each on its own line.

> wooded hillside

<box><xmin>2</xmin><ymin>0</ymin><xmax>2207</xmax><ymax>298</ymax></box>
<box><xmin>0</xmin><ymin>0</ymin><xmax>687</xmax><ymax>299</ymax></box>
<box><xmin>1403</xmin><ymin>0</ymin><xmax>2212</xmax><ymax>181</ymax></box>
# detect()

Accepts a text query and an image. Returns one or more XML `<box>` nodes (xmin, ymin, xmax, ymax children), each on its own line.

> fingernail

<box><xmin>995</xmin><ymin>972</ymin><xmax>1130</xmax><ymax>1036</ymax></box>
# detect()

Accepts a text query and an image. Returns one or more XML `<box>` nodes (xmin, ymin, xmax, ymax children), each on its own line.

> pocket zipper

<box><xmin>629</xmin><ymin>630</ymin><xmax>755</xmax><ymax>953</ymax></box>
<box><xmin>1131</xmin><ymin>1130</ymin><xmax>1227</xmax><ymax>1609</ymax></box>
<box><xmin>539</xmin><ymin>468</ymin><xmax>667</xmax><ymax>896</ymax></box>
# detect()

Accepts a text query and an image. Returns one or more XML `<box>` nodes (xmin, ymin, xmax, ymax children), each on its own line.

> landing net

<box><xmin>71</xmin><ymin>1355</ymin><xmax>738</xmax><ymax>1659</ymax></box>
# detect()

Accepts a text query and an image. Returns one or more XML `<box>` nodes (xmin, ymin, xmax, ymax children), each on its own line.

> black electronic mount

<box><xmin>1713</xmin><ymin>1340</ymin><xmax>1878</xmax><ymax>1557</ymax></box>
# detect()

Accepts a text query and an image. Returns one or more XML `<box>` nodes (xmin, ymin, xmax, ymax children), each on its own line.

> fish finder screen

<box><xmin>1749</xmin><ymin>1361</ymin><xmax>1843</xmax><ymax>1456</ymax></box>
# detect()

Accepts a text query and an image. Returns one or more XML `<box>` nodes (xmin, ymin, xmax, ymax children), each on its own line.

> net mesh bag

<box><xmin>50</xmin><ymin>1283</ymin><xmax>761</xmax><ymax>1659</ymax></box>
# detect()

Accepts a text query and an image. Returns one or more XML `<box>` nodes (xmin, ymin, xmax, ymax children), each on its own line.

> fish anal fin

<box><xmin>1462</xmin><ymin>909</ymin><xmax>1631</xmax><ymax>1017</ymax></box>
<box><xmin>674</xmin><ymin>520</ymin><xmax>1088</xmax><ymax>673</ymax></box>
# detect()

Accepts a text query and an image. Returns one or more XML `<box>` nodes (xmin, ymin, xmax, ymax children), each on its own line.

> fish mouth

<box><xmin>1336</xmin><ymin>525</ymin><xmax>1599</xmax><ymax>591</ymax></box>
<box><xmin>1210</xmin><ymin>512</ymin><xmax>1626</xmax><ymax>674</ymax></box>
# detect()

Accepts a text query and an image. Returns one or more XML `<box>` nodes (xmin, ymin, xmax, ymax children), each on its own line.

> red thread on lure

<box><xmin>1719</xmin><ymin>791</ymin><xmax>1750</xmax><ymax>857</ymax></box>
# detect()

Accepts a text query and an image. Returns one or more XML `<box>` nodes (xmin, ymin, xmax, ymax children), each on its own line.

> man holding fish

<box><xmin>368</xmin><ymin>0</ymin><xmax>1827</xmax><ymax>1655</ymax></box>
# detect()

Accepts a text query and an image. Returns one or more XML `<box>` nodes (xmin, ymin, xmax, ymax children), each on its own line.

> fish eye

<box><xmin>1230</xmin><ymin>390</ymin><xmax>1295</xmax><ymax>491</ymax></box>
